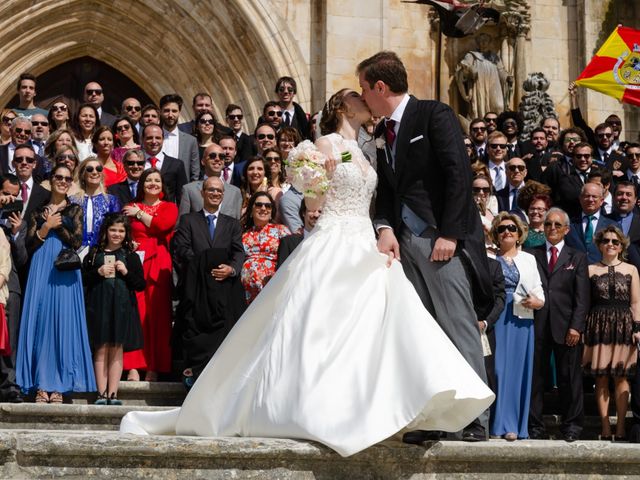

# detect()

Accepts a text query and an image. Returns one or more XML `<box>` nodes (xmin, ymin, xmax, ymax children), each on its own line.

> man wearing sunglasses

<box><xmin>496</xmin><ymin>157</ymin><xmax>527</xmax><ymax>215</ymax></box>
<box><xmin>254</xmin><ymin>123</ymin><xmax>277</xmax><ymax>156</ymax></box>
<box><xmin>10</xmin><ymin>144</ymin><xmax>48</xmax><ymax>219</ymax></box>
<box><xmin>178</xmin><ymin>93</ymin><xmax>232</xmax><ymax>138</ymax></box>
<box><xmin>623</xmin><ymin>143</ymin><xmax>640</xmax><ymax>195</ymax></box>
<box><xmin>564</xmin><ymin>182</ymin><xmax>616</xmax><ymax>264</ymax></box>
<box><xmin>262</xmin><ymin>102</ymin><xmax>283</xmax><ymax>131</ymax></box>
<box><xmin>225</xmin><ymin>104</ymin><xmax>256</xmax><ymax>163</ymax></box>
<box><xmin>529</xmin><ymin>207</ymin><xmax>589</xmax><ymax>442</ymax></box>
<box><xmin>609</xmin><ymin>181</ymin><xmax>640</xmax><ymax>247</ymax></box>
<box><xmin>107</xmin><ymin>150</ymin><xmax>145</xmax><ymax>206</ymax></box>
<box><xmin>592</xmin><ymin>123</ymin><xmax>625</xmax><ymax>172</ymax></box>
<box><xmin>121</xmin><ymin>98</ymin><xmax>142</xmax><ymax>133</ymax></box>
<box><xmin>30</xmin><ymin>113</ymin><xmax>49</xmax><ymax>157</ymax></box>
<box><xmin>275</xmin><ymin>76</ymin><xmax>310</xmax><ymax>140</ymax></box>
<box><xmin>0</xmin><ymin>118</ymin><xmax>46</xmax><ymax>182</ymax></box>
<box><xmin>13</xmin><ymin>73</ymin><xmax>48</xmax><ymax>120</ymax></box>
<box><xmin>468</xmin><ymin>118</ymin><xmax>487</xmax><ymax>161</ymax></box>
<box><xmin>485</xmin><ymin>131</ymin><xmax>509</xmax><ymax>192</ymax></box>
<box><xmin>83</xmin><ymin>81</ymin><xmax>116</xmax><ymax>127</ymax></box>
<box><xmin>178</xmin><ymin>143</ymin><xmax>242</xmax><ymax>221</ymax></box>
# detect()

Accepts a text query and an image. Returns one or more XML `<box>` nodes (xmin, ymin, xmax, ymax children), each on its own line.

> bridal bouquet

<box><xmin>285</xmin><ymin>140</ymin><xmax>353</xmax><ymax>198</ymax></box>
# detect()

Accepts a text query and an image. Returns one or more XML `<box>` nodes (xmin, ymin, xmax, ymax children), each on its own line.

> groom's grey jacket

<box><xmin>373</xmin><ymin>95</ymin><xmax>494</xmax><ymax>317</ymax></box>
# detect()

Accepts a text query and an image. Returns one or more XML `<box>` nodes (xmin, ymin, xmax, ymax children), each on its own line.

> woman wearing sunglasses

<box><xmin>47</xmin><ymin>99</ymin><xmax>72</xmax><ymax>131</ymax></box>
<box><xmin>488</xmin><ymin>212</ymin><xmax>544</xmax><ymax>441</ymax></box>
<box><xmin>0</xmin><ymin>109</ymin><xmax>17</xmax><ymax>145</ymax></box>
<box><xmin>71</xmin><ymin>157</ymin><xmax>121</xmax><ymax>248</ymax></box>
<box><xmin>17</xmin><ymin>164</ymin><xmax>96</xmax><ymax>404</ymax></box>
<box><xmin>111</xmin><ymin>116</ymin><xmax>140</xmax><ymax>163</ymax></box>
<box><xmin>583</xmin><ymin>225</ymin><xmax>640</xmax><ymax>441</ymax></box>
<box><xmin>240</xmin><ymin>191</ymin><xmax>290</xmax><ymax>304</ymax></box>
<box><xmin>194</xmin><ymin>111</ymin><xmax>219</xmax><ymax>161</ymax></box>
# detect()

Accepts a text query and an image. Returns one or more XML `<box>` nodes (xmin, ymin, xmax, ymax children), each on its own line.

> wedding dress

<box><xmin>120</xmin><ymin>133</ymin><xmax>495</xmax><ymax>457</ymax></box>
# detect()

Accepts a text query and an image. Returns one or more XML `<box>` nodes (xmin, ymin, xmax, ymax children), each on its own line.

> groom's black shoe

<box><xmin>402</xmin><ymin>430</ymin><xmax>442</xmax><ymax>444</ymax></box>
<box><xmin>462</xmin><ymin>425</ymin><xmax>487</xmax><ymax>442</ymax></box>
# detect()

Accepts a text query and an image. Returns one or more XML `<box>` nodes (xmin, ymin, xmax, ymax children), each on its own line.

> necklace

<box><xmin>599</xmin><ymin>260</ymin><xmax>622</xmax><ymax>267</ymax></box>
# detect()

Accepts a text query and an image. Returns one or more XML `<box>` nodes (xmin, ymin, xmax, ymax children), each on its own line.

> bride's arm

<box><xmin>315</xmin><ymin>137</ymin><xmax>337</xmax><ymax>178</ymax></box>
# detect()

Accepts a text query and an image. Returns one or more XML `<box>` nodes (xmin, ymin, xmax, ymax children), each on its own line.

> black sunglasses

<box><xmin>496</xmin><ymin>224</ymin><xmax>517</xmax><ymax>234</ymax></box>
<box><xmin>544</xmin><ymin>221</ymin><xmax>565</xmax><ymax>229</ymax></box>
<box><xmin>471</xmin><ymin>127</ymin><xmax>486</xmax><ymax>132</ymax></box>
<box><xmin>14</xmin><ymin>156</ymin><xmax>35</xmax><ymax>164</ymax></box>
<box><xmin>85</xmin><ymin>89</ymin><xmax>103</xmax><ymax>95</ymax></box>
<box><xmin>254</xmin><ymin>201</ymin><xmax>273</xmax><ymax>209</ymax></box>
<box><xmin>278</xmin><ymin>87</ymin><xmax>294</xmax><ymax>93</ymax></box>
<box><xmin>56</xmin><ymin>153</ymin><xmax>77</xmax><ymax>162</ymax></box>
<box><xmin>85</xmin><ymin>165</ymin><xmax>104</xmax><ymax>173</ymax></box>
<box><xmin>207</xmin><ymin>152</ymin><xmax>225</xmax><ymax>161</ymax></box>
<box><xmin>489</xmin><ymin>143</ymin><xmax>507</xmax><ymax>150</ymax></box>
<box><xmin>53</xmin><ymin>174</ymin><xmax>73</xmax><ymax>183</ymax></box>
<box><xmin>507</xmin><ymin>165</ymin><xmax>526</xmax><ymax>172</ymax></box>
<box><xmin>50</xmin><ymin>105</ymin><xmax>68</xmax><ymax>112</ymax></box>
<box><xmin>14</xmin><ymin>127</ymin><xmax>31</xmax><ymax>135</ymax></box>
<box><xmin>574</xmin><ymin>153</ymin><xmax>591</xmax><ymax>159</ymax></box>
<box><xmin>472</xmin><ymin>187</ymin><xmax>491</xmax><ymax>194</ymax></box>
<box><xmin>199</xmin><ymin>119</ymin><xmax>215</xmax><ymax>125</ymax></box>
<box><xmin>31</xmin><ymin>121</ymin><xmax>49</xmax><ymax>127</ymax></box>
<box><xmin>257</xmin><ymin>133</ymin><xmax>275</xmax><ymax>140</ymax></box>
<box><xmin>125</xmin><ymin>105</ymin><xmax>141</xmax><ymax>112</ymax></box>
<box><xmin>599</xmin><ymin>238</ymin><xmax>621</xmax><ymax>246</ymax></box>
<box><xmin>227</xmin><ymin>114</ymin><xmax>243</xmax><ymax>120</ymax></box>
<box><xmin>126</xmin><ymin>160</ymin><xmax>146</xmax><ymax>167</ymax></box>
<box><xmin>116</xmin><ymin>124</ymin><xmax>131</xmax><ymax>131</ymax></box>
<box><xmin>266</xmin><ymin>111</ymin><xmax>283</xmax><ymax>117</ymax></box>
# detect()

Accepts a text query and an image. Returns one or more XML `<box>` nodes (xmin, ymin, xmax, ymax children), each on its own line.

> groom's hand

<box><xmin>431</xmin><ymin>237</ymin><xmax>457</xmax><ymax>262</ymax></box>
<box><xmin>377</xmin><ymin>228</ymin><xmax>400</xmax><ymax>266</ymax></box>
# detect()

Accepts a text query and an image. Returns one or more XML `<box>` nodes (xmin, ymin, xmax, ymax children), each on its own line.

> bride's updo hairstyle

<box><xmin>320</xmin><ymin>88</ymin><xmax>351</xmax><ymax>136</ymax></box>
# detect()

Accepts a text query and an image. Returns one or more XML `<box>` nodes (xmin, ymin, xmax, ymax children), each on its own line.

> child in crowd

<box><xmin>83</xmin><ymin>213</ymin><xmax>145</xmax><ymax>405</ymax></box>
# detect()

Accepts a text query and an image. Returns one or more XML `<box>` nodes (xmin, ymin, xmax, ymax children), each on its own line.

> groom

<box><xmin>358</xmin><ymin>51</ymin><xmax>493</xmax><ymax>442</ymax></box>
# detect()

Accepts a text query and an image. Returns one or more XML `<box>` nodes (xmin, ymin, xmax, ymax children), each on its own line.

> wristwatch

<box><xmin>135</xmin><ymin>209</ymin><xmax>144</xmax><ymax>220</ymax></box>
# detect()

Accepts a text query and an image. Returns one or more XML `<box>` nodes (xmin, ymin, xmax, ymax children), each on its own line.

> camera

<box><xmin>0</xmin><ymin>200</ymin><xmax>23</xmax><ymax>219</ymax></box>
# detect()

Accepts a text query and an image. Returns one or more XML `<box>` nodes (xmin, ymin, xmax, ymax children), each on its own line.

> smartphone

<box><xmin>104</xmin><ymin>255</ymin><xmax>116</xmax><ymax>279</ymax></box>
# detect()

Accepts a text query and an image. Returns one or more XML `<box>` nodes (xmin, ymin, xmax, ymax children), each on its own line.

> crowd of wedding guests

<box><xmin>1</xmin><ymin>71</ymin><xmax>640</xmax><ymax>444</ymax></box>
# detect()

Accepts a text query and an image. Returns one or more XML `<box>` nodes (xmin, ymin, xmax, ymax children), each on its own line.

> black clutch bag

<box><xmin>54</xmin><ymin>248</ymin><xmax>81</xmax><ymax>271</ymax></box>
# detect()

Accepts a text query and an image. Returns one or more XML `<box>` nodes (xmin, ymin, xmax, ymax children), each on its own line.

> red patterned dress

<box><xmin>241</xmin><ymin>223</ymin><xmax>291</xmax><ymax>304</ymax></box>
<box><xmin>123</xmin><ymin>201</ymin><xmax>178</xmax><ymax>373</ymax></box>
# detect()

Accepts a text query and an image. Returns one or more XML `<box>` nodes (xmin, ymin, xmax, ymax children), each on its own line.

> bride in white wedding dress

<box><xmin>120</xmin><ymin>89</ymin><xmax>494</xmax><ymax>457</ymax></box>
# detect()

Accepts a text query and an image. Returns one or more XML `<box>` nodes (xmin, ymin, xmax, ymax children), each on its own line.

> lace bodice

<box><xmin>319</xmin><ymin>133</ymin><xmax>377</xmax><ymax>220</ymax></box>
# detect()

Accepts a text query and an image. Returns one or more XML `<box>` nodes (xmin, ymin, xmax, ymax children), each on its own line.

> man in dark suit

<box><xmin>141</xmin><ymin>125</ymin><xmax>186</xmax><ymax>204</ymax></box>
<box><xmin>0</xmin><ymin>176</ymin><xmax>28</xmax><ymax>402</ymax></box>
<box><xmin>107</xmin><ymin>149</ymin><xmax>145</xmax><ymax>206</ymax></box>
<box><xmin>83</xmin><ymin>81</ymin><xmax>116</xmax><ymax>127</ymax></box>
<box><xmin>275</xmin><ymin>77</ymin><xmax>310</xmax><ymax>140</ymax></box>
<box><xmin>551</xmin><ymin>142</ymin><xmax>597</xmax><ymax>219</ymax></box>
<box><xmin>528</xmin><ymin>207</ymin><xmax>589</xmax><ymax>442</ymax></box>
<box><xmin>0</xmin><ymin>118</ymin><xmax>46</xmax><ymax>182</ymax></box>
<box><xmin>565</xmin><ymin>182</ymin><xmax>617</xmax><ymax>264</ymax></box>
<box><xmin>359</xmin><ymin>51</ymin><xmax>493</xmax><ymax>442</ymax></box>
<box><xmin>497</xmin><ymin>112</ymin><xmax>526</xmax><ymax>159</ymax></box>
<box><xmin>609</xmin><ymin>181</ymin><xmax>640</xmax><ymax>243</ymax></box>
<box><xmin>468</xmin><ymin>118</ymin><xmax>487</xmax><ymax>161</ymax></box>
<box><xmin>172</xmin><ymin>176</ymin><xmax>245</xmax><ymax>380</ymax></box>
<box><xmin>496</xmin><ymin>157</ymin><xmax>527</xmax><ymax>215</ymax></box>
<box><xmin>225</xmin><ymin>104</ymin><xmax>257</xmax><ymax>163</ymax></box>
<box><xmin>11</xmin><ymin>145</ymin><xmax>48</xmax><ymax>220</ymax></box>
<box><xmin>276</xmin><ymin>200</ymin><xmax>322</xmax><ymax>269</ymax></box>
<box><xmin>219</xmin><ymin>135</ymin><xmax>246</xmax><ymax>188</ymax></box>
<box><xmin>621</xmin><ymin>143</ymin><xmax>640</xmax><ymax>196</ymax></box>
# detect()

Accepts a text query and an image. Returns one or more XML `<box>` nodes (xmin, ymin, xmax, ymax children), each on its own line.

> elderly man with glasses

<box><xmin>0</xmin><ymin>118</ymin><xmax>46</xmax><ymax>182</ymax></box>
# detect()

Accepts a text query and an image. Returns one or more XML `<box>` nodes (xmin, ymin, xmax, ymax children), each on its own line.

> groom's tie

<box><xmin>385</xmin><ymin>119</ymin><xmax>396</xmax><ymax>149</ymax></box>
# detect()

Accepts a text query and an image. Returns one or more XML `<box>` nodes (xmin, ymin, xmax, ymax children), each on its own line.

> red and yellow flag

<box><xmin>576</xmin><ymin>26</ymin><xmax>640</xmax><ymax>107</ymax></box>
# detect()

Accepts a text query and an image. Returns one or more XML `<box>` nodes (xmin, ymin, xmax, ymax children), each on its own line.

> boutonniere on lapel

<box><xmin>375</xmin><ymin>136</ymin><xmax>386</xmax><ymax>150</ymax></box>
<box><xmin>564</xmin><ymin>263</ymin><xmax>576</xmax><ymax>270</ymax></box>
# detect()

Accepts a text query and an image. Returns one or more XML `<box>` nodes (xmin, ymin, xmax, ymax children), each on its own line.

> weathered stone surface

<box><xmin>0</xmin><ymin>430</ymin><xmax>637</xmax><ymax>479</ymax></box>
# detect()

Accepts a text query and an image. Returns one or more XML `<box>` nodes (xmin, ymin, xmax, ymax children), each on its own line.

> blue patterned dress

<box><xmin>490</xmin><ymin>255</ymin><xmax>535</xmax><ymax>439</ymax></box>
<box><xmin>72</xmin><ymin>193</ymin><xmax>121</xmax><ymax>247</ymax></box>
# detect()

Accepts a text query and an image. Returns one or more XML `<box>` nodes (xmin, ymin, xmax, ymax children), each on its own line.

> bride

<box><xmin>120</xmin><ymin>89</ymin><xmax>494</xmax><ymax>457</ymax></box>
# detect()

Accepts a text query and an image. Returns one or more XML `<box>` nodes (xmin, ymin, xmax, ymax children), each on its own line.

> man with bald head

<box><xmin>178</xmin><ymin>143</ymin><xmax>242</xmax><ymax>220</ymax></box>
<box><xmin>83</xmin><ymin>81</ymin><xmax>116</xmax><ymax>126</ymax></box>
<box><xmin>172</xmin><ymin>174</ymin><xmax>246</xmax><ymax>381</ymax></box>
<box><xmin>121</xmin><ymin>97</ymin><xmax>143</xmax><ymax>133</ymax></box>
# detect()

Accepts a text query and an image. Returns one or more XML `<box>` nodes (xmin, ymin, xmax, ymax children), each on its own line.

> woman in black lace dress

<box><xmin>583</xmin><ymin>225</ymin><xmax>640</xmax><ymax>441</ymax></box>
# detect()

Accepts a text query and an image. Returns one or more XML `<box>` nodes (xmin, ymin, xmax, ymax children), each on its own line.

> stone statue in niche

<box><xmin>455</xmin><ymin>33</ymin><xmax>514</xmax><ymax>119</ymax></box>
<box><xmin>518</xmin><ymin>72</ymin><xmax>558</xmax><ymax>140</ymax></box>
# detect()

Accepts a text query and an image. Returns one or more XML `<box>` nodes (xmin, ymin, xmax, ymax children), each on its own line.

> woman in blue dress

<box><xmin>489</xmin><ymin>212</ymin><xmax>545</xmax><ymax>440</ymax></box>
<box><xmin>16</xmin><ymin>164</ymin><xmax>96</xmax><ymax>403</ymax></box>
<box><xmin>71</xmin><ymin>156</ymin><xmax>121</xmax><ymax>248</ymax></box>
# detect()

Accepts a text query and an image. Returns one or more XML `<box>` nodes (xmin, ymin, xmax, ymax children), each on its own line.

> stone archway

<box><xmin>0</xmin><ymin>0</ymin><xmax>310</xmax><ymax>127</ymax></box>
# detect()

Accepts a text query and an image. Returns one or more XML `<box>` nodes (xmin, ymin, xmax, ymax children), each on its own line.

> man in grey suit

<box><xmin>360</xmin><ymin>51</ymin><xmax>493</xmax><ymax>442</ymax></box>
<box><xmin>179</xmin><ymin>143</ymin><xmax>242</xmax><ymax>220</ymax></box>
<box><xmin>160</xmin><ymin>94</ymin><xmax>200</xmax><ymax>182</ymax></box>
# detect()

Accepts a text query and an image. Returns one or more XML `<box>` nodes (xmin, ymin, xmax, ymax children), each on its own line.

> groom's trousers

<box><xmin>398</xmin><ymin>227</ymin><xmax>490</xmax><ymax>433</ymax></box>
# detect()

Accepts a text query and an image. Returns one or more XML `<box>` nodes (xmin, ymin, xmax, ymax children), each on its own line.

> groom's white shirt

<box><xmin>387</xmin><ymin>94</ymin><xmax>411</xmax><ymax>159</ymax></box>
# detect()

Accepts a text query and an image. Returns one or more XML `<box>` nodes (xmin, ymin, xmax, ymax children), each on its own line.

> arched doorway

<box><xmin>5</xmin><ymin>57</ymin><xmax>154</xmax><ymax>118</ymax></box>
<box><xmin>0</xmin><ymin>0</ymin><xmax>310</xmax><ymax>127</ymax></box>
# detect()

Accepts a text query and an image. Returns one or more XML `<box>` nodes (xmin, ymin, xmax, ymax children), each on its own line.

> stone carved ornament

<box><xmin>518</xmin><ymin>72</ymin><xmax>558</xmax><ymax>140</ymax></box>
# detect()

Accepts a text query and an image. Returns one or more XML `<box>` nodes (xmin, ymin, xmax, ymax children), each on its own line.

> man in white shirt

<box><xmin>486</xmin><ymin>131</ymin><xmax>508</xmax><ymax>192</ymax></box>
<box><xmin>159</xmin><ymin>94</ymin><xmax>200</xmax><ymax>182</ymax></box>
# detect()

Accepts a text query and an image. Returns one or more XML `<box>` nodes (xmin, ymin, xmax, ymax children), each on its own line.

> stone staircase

<box><xmin>0</xmin><ymin>382</ymin><xmax>636</xmax><ymax>478</ymax></box>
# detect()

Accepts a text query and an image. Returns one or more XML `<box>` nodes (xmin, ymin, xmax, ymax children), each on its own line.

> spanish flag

<box><xmin>576</xmin><ymin>26</ymin><xmax>640</xmax><ymax>107</ymax></box>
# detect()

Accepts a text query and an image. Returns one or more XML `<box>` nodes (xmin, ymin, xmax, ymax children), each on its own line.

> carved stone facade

<box><xmin>0</xmin><ymin>0</ymin><xmax>637</xmax><ymax>138</ymax></box>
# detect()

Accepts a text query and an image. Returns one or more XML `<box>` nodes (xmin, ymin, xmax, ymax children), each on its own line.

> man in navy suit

<box><xmin>496</xmin><ymin>157</ymin><xmax>527</xmax><ymax>216</ymax></box>
<box><xmin>219</xmin><ymin>135</ymin><xmax>245</xmax><ymax>188</ymax></box>
<box><xmin>141</xmin><ymin>124</ymin><xmax>187</xmax><ymax>204</ymax></box>
<box><xmin>564</xmin><ymin>182</ymin><xmax>616</xmax><ymax>264</ymax></box>
<box><xmin>360</xmin><ymin>51</ymin><xmax>492</xmax><ymax>442</ymax></box>
<box><xmin>108</xmin><ymin>149</ymin><xmax>145</xmax><ymax>206</ymax></box>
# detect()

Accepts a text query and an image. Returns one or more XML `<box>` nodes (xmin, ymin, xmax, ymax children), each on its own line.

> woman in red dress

<box><xmin>93</xmin><ymin>126</ymin><xmax>127</xmax><ymax>187</ymax></box>
<box><xmin>241</xmin><ymin>191</ymin><xmax>290</xmax><ymax>304</ymax></box>
<box><xmin>122</xmin><ymin>168</ymin><xmax>178</xmax><ymax>381</ymax></box>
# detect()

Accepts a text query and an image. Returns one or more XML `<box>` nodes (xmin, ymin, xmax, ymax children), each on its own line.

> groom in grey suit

<box><xmin>179</xmin><ymin>143</ymin><xmax>242</xmax><ymax>221</ymax></box>
<box><xmin>358</xmin><ymin>51</ymin><xmax>493</xmax><ymax>442</ymax></box>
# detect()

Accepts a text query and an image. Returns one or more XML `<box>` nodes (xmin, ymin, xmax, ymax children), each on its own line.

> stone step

<box><xmin>24</xmin><ymin>381</ymin><xmax>186</xmax><ymax>406</ymax></box>
<box><xmin>0</xmin><ymin>404</ymin><xmax>173</xmax><ymax>431</ymax></box>
<box><xmin>0</xmin><ymin>429</ymin><xmax>637</xmax><ymax>479</ymax></box>
<box><xmin>0</xmin><ymin>402</ymin><xmax>633</xmax><ymax>440</ymax></box>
